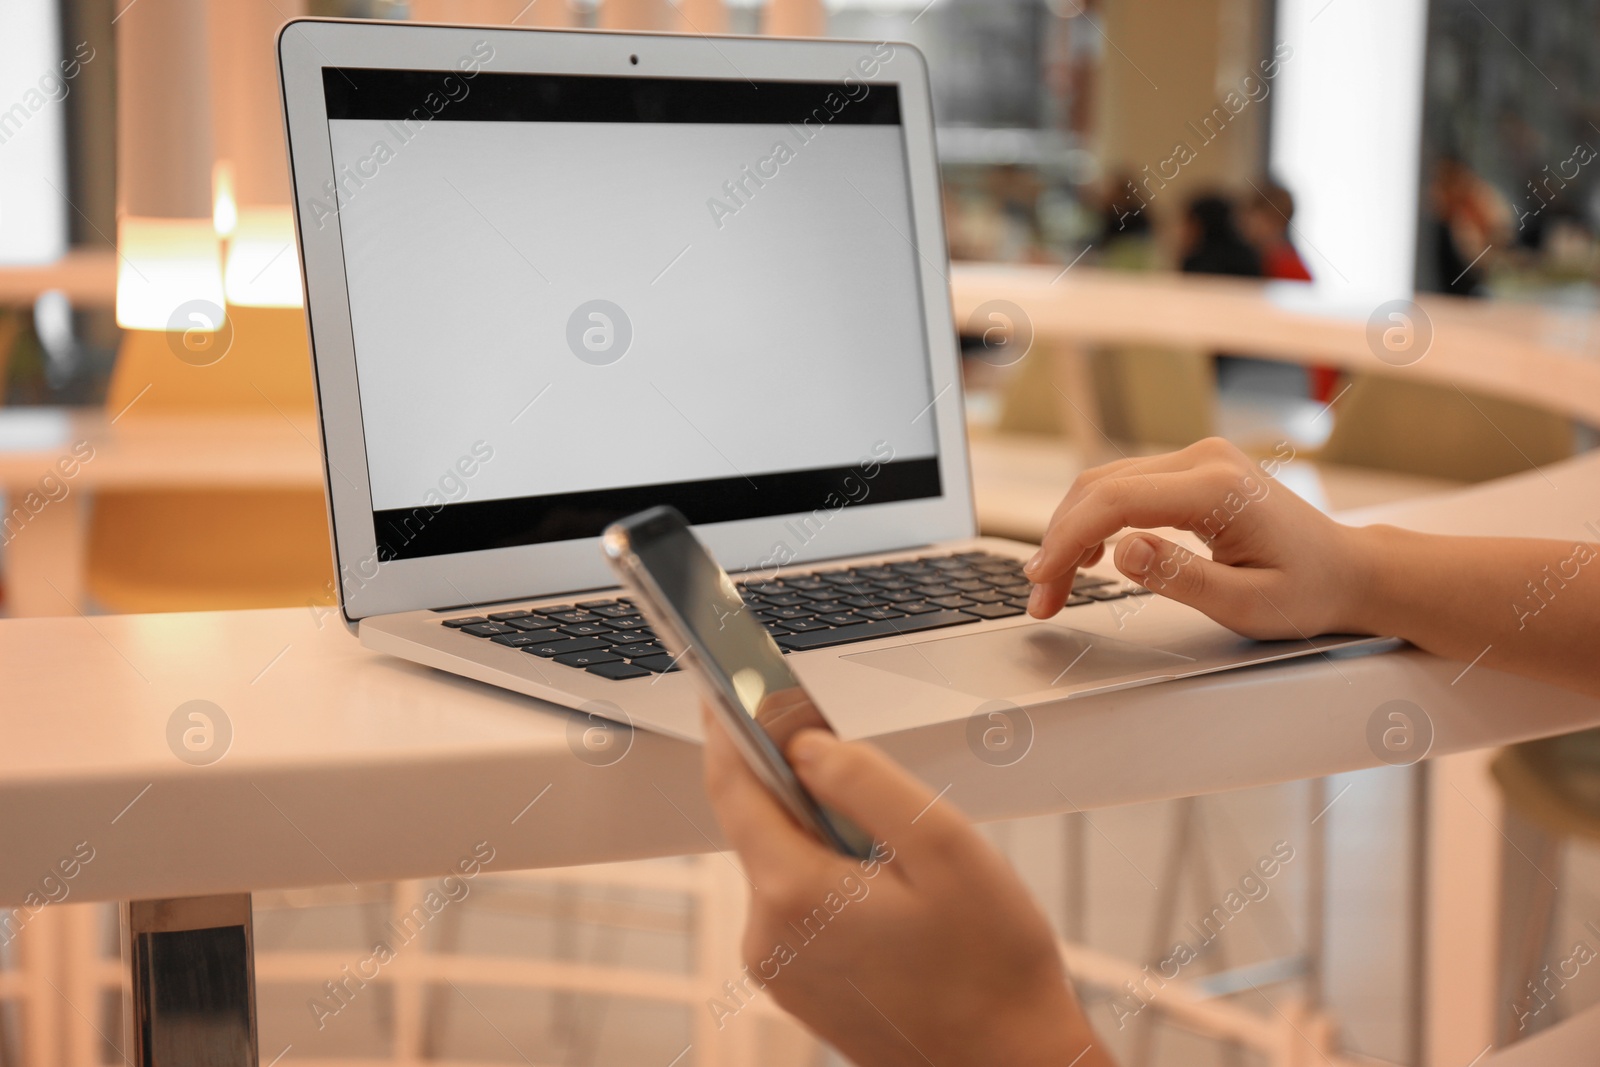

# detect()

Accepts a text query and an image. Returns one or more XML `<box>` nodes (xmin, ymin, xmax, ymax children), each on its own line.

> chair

<box><xmin>1490</xmin><ymin>730</ymin><xmax>1600</xmax><ymax>1045</ymax></box>
<box><xmin>1317</xmin><ymin>375</ymin><xmax>1575</xmax><ymax>484</ymax></box>
<box><xmin>994</xmin><ymin>340</ymin><xmax>1216</xmax><ymax>449</ymax></box>
<box><xmin>86</xmin><ymin>306</ymin><xmax>335</xmax><ymax>612</ymax></box>
<box><xmin>1088</xmin><ymin>343</ymin><xmax>1216</xmax><ymax>448</ymax></box>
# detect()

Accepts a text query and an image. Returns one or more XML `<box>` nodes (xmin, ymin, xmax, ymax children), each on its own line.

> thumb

<box><xmin>788</xmin><ymin>730</ymin><xmax>981</xmax><ymax>879</ymax></box>
<box><xmin>1114</xmin><ymin>532</ymin><xmax>1254</xmax><ymax>626</ymax></box>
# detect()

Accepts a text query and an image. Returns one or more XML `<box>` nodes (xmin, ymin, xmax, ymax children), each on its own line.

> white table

<box><xmin>4</xmin><ymin>450</ymin><xmax>1597</xmax><ymax>908</ymax></box>
<box><xmin>6</xmin><ymin>447</ymin><xmax>1595</xmax><ymax>1067</ymax></box>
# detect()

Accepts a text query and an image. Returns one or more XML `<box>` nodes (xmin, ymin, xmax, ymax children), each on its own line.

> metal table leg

<box><xmin>1409</xmin><ymin>761</ymin><xmax>1430</xmax><ymax>1067</ymax></box>
<box><xmin>121</xmin><ymin>895</ymin><xmax>257</xmax><ymax>1067</ymax></box>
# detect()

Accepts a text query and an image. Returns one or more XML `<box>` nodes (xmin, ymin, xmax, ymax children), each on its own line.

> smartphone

<box><xmin>601</xmin><ymin>506</ymin><xmax>875</xmax><ymax>859</ymax></box>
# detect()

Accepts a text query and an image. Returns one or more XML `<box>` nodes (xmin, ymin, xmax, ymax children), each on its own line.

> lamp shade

<box><xmin>115</xmin><ymin>0</ymin><xmax>224</xmax><ymax>330</ymax></box>
<box><xmin>209</xmin><ymin>0</ymin><xmax>306</xmax><ymax>307</ymax></box>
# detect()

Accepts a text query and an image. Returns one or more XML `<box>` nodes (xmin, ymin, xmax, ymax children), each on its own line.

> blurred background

<box><xmin>2</xmin><ymin>2</ymin><xmax>1599</xmax><ymax>1066</ymax></box>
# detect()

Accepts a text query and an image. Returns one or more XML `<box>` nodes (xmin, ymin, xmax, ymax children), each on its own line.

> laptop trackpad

<box><xmin>843</xmin><ymin>623</ymin><xmax>1195</xmax><ymax>699</ymax></box>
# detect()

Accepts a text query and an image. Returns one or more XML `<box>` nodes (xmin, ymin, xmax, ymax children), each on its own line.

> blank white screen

<box><xmin>328</xmin><ymin>115</ymin><xmax>938</xmax><ymax>512</ymax></box>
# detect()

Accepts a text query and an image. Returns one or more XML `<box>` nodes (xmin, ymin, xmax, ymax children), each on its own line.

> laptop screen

<box><xmin>318</xmin><ymin>67</ymin><xmax>943</xmax><ymax>563</ymax></box>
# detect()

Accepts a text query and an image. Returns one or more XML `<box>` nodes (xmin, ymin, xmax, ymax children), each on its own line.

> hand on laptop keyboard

<box><xmin>442</xmin><ymin>551</ymin><xmax>1148</xmax><ymax>681</ymax></box>
<box><xmin>1023</xmin><ymin>437</ymin><xmax>1367</xmax><ymax>640</ymax></box>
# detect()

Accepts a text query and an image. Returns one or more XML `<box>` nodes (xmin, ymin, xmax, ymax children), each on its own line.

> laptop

<box><xmin>278</xmin><ymin>19</ymin><xmax>1388</xmax><ymax>743</ymax></box>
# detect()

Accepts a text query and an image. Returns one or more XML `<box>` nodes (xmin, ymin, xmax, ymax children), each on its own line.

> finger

<box><xmin>1026</xmin><ymin>470</ymin><xmax>1248</xmax><ymax>587</ymax></box>
<box><xmin>1023</xmin><ymin>537</ymin><xmax>1106</xmax><ymax>618</ymax></box>
<box><xmin>701</xmin><ymin>706</ymin><xmax>835</xmax><ymax>885</ymax></box>
<box><xmin>1113</xmin><ymin>532</ymin><xmax>1261</xmax><ymax>632</ymax></box>
<box><xmin>1022</xmin><ymin>454</ymin><xmax>1211</xmax><ymax>618</ymax></box>
<box><xmin>1037</xmin><ymin>445</ymin><xmax>1211</xmax><ymax>542</ymax></box>
<box><xmin>787</xmin><ymin>730</ymin><xmax>981</xmax><ymax>883</ymax></box>
<box><xmin>1029</xmin><ymin>440</ymin><xmax>1251</xmax><ymax>583</ymax></box>
<box><xmin>1027</xmin><ymin>573</ymin><xmax>1072</xmax><ymax>618</ymax></box>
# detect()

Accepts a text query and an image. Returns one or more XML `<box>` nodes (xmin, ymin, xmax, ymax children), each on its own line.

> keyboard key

<box><xmin>555</xmin><ymin>649</ymin><xmax>624</xmax><ymax>668</ymax></box>
<box><xmin>783</xmin><ymin>577</ymin><xmax>829</xmax><ymax>591</ymax></box>
<box><xmin>487</xmin><ymin>610</ymin><xmax>534</xmax><ymax>621</ymax></box>
<box><xmin>602</xmin><ymin>630</ymin><xmax>653</xmax><ymax>645</ymax></box>
<box><xmin>1073</xmin><ymin>575</ymin><xmax>1116</xmax><ymax>590</ymax></box>
<box><xmin>914</xmin><ymin>584</ymin><xmax>960</xmax><ymax>598</ymax></box>
<box><xmin>874</xmin><ymin>579</ymin><xmax>917</xmax><ymax>591</ymax></box>
<box><xmin>603</xmin><ymin>616</ymin><xmax>648</xmax><ymax>631</ymax></box>
<box><xmin>855</xmin><ymin>606</ymin><xmax>905</xmax><ymax>621</ymax></box>
<box><xmin>559</xmin><ymin>622</ymin><xmax>614</xmax><ymax>638</ymax></box>
<box><xmin>612</xmin><ymin>642</ymin><xmax>663</xmax><ymax>658</ymax></box>
<box><xmin>775</xmin><ymin>610</ymin><xmax>976</xmax><ymax>651</ymax></box>
<box><xmin>632</xmin><ymin>653</ymin><xmax>682</xmax><ymax>673</ymax></box>
<box><xmin>508</xmin><ymin>616</ymin><xmax>561</xmax><ymax>632</ymax></box>
<box><xmin>461</xmin><ymin>622</ymin><xmax>520</xmax><ymax>637</ymax></box>
<box><xmin>442</xmin><ymin>616</ymin><xmax>488</xmax><ymax>628</ymax></box>
<box><xmin>961</xmin><ymin>602</ymin><xmax>1025</xmax><ymax>619</ymax></box>
<box><xmin>762</xmin><ymin>619</ymin><xmax>792</xmax><ymax>634</ymax></box>
<box><xmin>927</xmin><ymin>595</ymin><xmax>974</xmax><ymax>609</ymax></box>
<box><xmin>491</xmin><ymin>632</ymin><xmax>549</xmax><ymax>647</ymax></box>
<box><xmin>879</xmin><ymin>589</ymin><xmax>921</xmax><ymax>602</ymax></box>
<box><xmin>782</xmin><ymin>618</ymin><xmax>833</xmax><ymax>633</ymax></box>
<box><xmin>590</xmin><ymin>604</ymin><xmax>639</xmax><ymax>619</ymax></box>
<box><xmin>546</xmin><ymin>609</ymin><xmax>603</xmax><ymax>623</ymax></box>
<box><xmin>1066</xmin><ymin>594</ymin><xmax>1094</xmax><ymax>607</ymax></box>
<box><xmin>586</xmin><ymin>661</ymin><xmax>651</xmax><ymax>680</ymax></box>
<box><xmin>523</xmin><ymin>636</ymin><xmax>611</xmax><ymax>657</ymax></box>
<box><xmin>799</xmin><ymin>589</ymin><xmax>847</xmax><ymax>602</ymax></box>
<box><xmin>762</xmin><ymin>593</ymin><xmax>811</xmax><ymax>607</ymax></box>
<box><xmin>762</xmin><ymin>605</ymin><xmax>816</xmax><ymax>620</ymax></box>
<box><xmin>530</xmin><ymin>603</ymin><xmax>574</xmax><ymax>616</ymax></box>
<box><xmin>840</xmin><ymin>595</ymin><xmax>889</xmax><ymax>609</ymax></box>
<box><xmin>1085</xmin><ymin>587</ymin><xmax>1130</xmax><ymax>601</ymax></box>
<box><xmin>742</xmin><ymin>582</ymin><xmax>788</xmax><ymax>596</ymax></box>
<box><xmin>897</xmin><ymin>601</ymin><xmax>944</xmax><ymax>614</ymax></box>
<box><xmin>965</xmin><ymin>589</ymin><xmax>1008</xmax><ymax>603</ymax></box>
<box><xmin>577</xmin><ymin>599</ymin><xmax>619</xmax><ymax>608</ymax></box>
<box><xmin>816</xmin><ymin>612</ymin><xmax>861</xmax><ymax>626</ymax></box>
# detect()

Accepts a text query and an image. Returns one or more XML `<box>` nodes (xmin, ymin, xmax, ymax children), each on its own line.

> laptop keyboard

<box><xmin>440</xmin><ymin>550</ymin><xmax>1151</xmax><ymax>681</ymax></box>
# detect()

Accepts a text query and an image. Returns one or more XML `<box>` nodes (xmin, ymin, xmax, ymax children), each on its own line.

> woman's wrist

<box><xmin>1331</xmin><ymin>522</ymin><xmax>1409</xmax><ymax>638</ymax></box>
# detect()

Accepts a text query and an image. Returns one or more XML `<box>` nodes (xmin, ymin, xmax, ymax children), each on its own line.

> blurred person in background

<box><xmin>1179</xmin><ymin>193</ymin><xmax>1261</xmax><ymax>277</ymax></box>
<box><xmin>985</xmin><ymin>164</ymin><xmax>1051</xmax><ymax>263</ymax></box>
<box><xmin>1242</xmin><ymin>180</ymin><xmax>1311</xmax><ymax>282</ymax></box>
<box><xmin>1241</xmin><ymin>180</ymin><xmax>1341</xmax><ymax>401</ymax></box>
<box><xmin>1180</xmin><ymin>193</ymin><xmax>1261</xmax><ymax>384</ymax></box>
<box><xmin>1092</xmin><ymin>171</ymin><xmax>1159</xmax><ymax>271</ymax></box>
<box><xmin>1427</xmin><ymin>154</ymin><xmax>1512</xmax><ymax>297</ymax></box>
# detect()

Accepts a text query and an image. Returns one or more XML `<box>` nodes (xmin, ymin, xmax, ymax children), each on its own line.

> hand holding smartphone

<box><xmin>601</xmin><ymin>506</ymin><xmax>875</xmax><ymax>859</ymax></box>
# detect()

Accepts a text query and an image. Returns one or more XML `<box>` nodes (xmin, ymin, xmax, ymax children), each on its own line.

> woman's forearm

<box><xmin>1345</xmin><ymin>525</ymin><xmax>1600</xmax><ymax>698</ymax></box>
